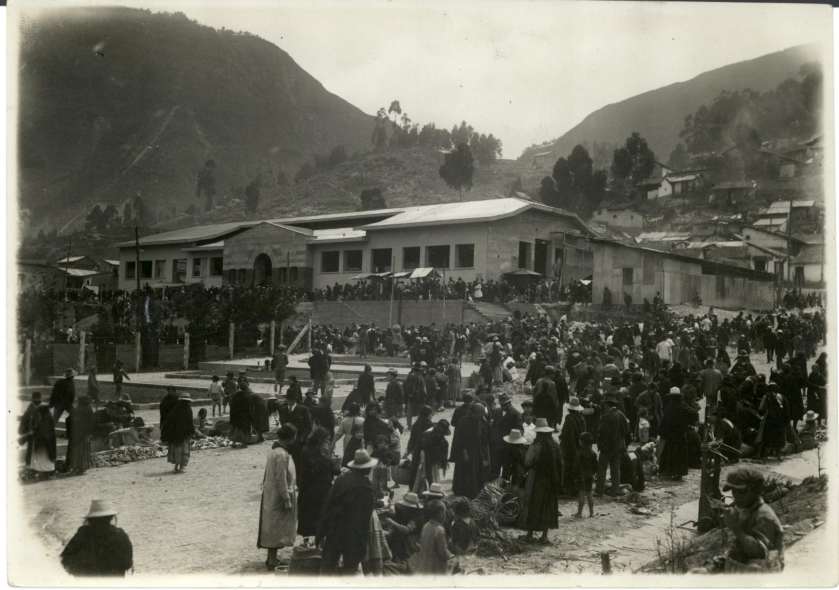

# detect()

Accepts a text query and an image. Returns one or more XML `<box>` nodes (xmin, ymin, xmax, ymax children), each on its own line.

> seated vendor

<box><xmin>722</xmin><ymin>466</ymin><xmax>784</xmax><ymax>571</ymax></box>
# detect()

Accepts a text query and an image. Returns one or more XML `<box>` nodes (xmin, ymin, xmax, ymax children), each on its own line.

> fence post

<box><xmin>279</xmin><ymin>320</ymin><xmax>285</xmax><ymax>346</ymax></box>
<box><xmin>307</xmin><ymin>318</ymin><xmax>312</xmax><ymax>352</ymax></box>
<box><xmin>183</xmin><ymin>332</ymin><xmax>190</xmax><ymax>370</ymax></box>
<box><xmin>24</xmin><ymin>338</ymin><xmax>32</xmax><ymax>386</ymax></box>
<box><xmin>78</xmin><ymin>330</ymin><xmax>86</xmax><ymax>374</ymax></box>
<box><xmin>269</xmin><ymin>320</ymin><xmax>276</xmax><ymax>354</ymax></box>
<box><xmin>134</xmin><ymin>331</ymin><xmax>141</xmax><ymax>372</ymax></box>
<box><xmin>228</xmin><ymin>321</ymin><xmax>235</xmax><ymax>360</ymax></box>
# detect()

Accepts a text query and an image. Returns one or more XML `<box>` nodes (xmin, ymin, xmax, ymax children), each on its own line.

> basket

<box><xmin>289</xmin><ymin>545</ymin><xmax>322</xmax><ymax>576</ymax></box>
<box><xmin>395</xmin><ymin>459</ymin><xmax>413</xmax><ymax>486</ymax></box>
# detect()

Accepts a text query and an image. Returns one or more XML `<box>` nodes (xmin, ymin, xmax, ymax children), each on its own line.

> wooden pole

<box><xmin>307</xmin><ymin>318</ymin><xmax>312</xmax><ymax>352</ymax></box>
<box><xmin>64</xmin><ymin>236</ymin><xmax>72</xmax><ymax>301</ymax></box>
<box><xmin>24</xmin><ymin>338</ymin><xmax>32</xmax><ymax>386</ymax></box>
<box><xmin>134</xmin><ymin>331</ymin><xmax>141</xmax><ymax>372</ymax></box>
<box><xmin>183</xmin><ymin>332</ymin><xmax>190</xmax><ymax>370</ymax></box>
<box><xmin>269</xmin><ymin>320</ymin><xmax>276</xmax><ymax>353</ymax></box>
<box><xmin>228</xmin><ymin>321</ymin><xmax>235</xmax><ymax>360</ymax></box>
<box><xmin>78</xmin><ymin>330</ymin><xmax>86</xmax><ymax>374</ymax></box>
<box><xmin>600</xmin><ymin>551</ymin><xmax>612</xmax><ymax>575</ymax></box>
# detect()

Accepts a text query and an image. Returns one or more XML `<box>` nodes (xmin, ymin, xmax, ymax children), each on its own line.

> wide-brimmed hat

<box><xmin>667</xmin><ymin>386</ymin><xmax>682</xmax><ymax>396</ymax></box>
<box><xmin>603</xmin><ymin>393</ymin><xmax>622</xmax><ymax>406</ymax></box>
<box><xmin>386</xmin><ymin>368</ymin><xmax>398</xmax><ymax>375</ymax></box>
<box><xmin>420</xmin><ymin>361</ymin><xmax>428</xmax><ymax>368</ymax></box>
<box><xmin>498</xmin><ymin>393</ymin><xmax>512</xmax><ymax>407</ymax></box>
<box><xmin>85</xmin><ymin>499</ymin><xmax>117</xmax><ymax>519</ymax></box>
<box><xmin>347</xmin><ymin>449</ymin><xmax>378</xmax><ymax>469</ymax></box>
<box><xmin>422</xmin><ymin>483</ymin><xmax>446</xmax><ymax>498</ymax></box>
<box><xmin>435</xmin><ymin>419</ymin><xmax>451</xmax><ymax>436</ymax></box>
<box><xmin>567</xmin><ymin>397</ymin><xmax>584</xmax><ymax>412</ymax></box>
<box><xmin>723</xmin><ymin>467</ymin><xmax>764</xmax><ymax>492</ymax></box>
<box><xmin>804</xmin><ymin>410</ymin><xmax>819</xmax><ymax>422</ymax></box>
<box><xmin>398</xmin><ymin>492</ymin><xmax>422</xmax><ymax>509</ymax></box>
<box><xmin>533</xmin><ymin>418</ymin><xmax>554</xmax><ymax>433</ymax></box>
<box><xmin>178</xmin><ymin>392</ymin><xmax>192</xmax><ymax>401</ymax></box>
<box><xmin>503</xmin><ymin>429</ymin><xmax>528</xmax><ymax>445</ymax></box>
<box><xmin>544</xmin><ymin>365</ymin><xmax>556</xmax><ymax>374</ymax></box>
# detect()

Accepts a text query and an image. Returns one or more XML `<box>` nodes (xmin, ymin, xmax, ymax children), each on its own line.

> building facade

<box><xmin>116</xmin><ymin>197</ymin><xmax>593</xmax><ymax>291</ymax></box>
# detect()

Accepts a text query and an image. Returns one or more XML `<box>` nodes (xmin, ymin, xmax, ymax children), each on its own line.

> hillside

<box><xmin>520</xmin><ymin>44</ymin><xmax>822</xmax><ymax>168</ymax></box>
<box><xmin>17</xmin><ymin>7</ymin><xmax>374</xmax><ymax>237</ymax></box>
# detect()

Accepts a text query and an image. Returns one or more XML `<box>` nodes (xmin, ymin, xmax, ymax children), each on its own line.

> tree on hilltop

<box><xmin>439</xmin><ymin>143</ymin><xmax>474</xmax><ymax>200</ymax></box>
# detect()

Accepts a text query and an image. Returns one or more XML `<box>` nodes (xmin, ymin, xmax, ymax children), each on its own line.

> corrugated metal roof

<box><xmin>103</xmin><ymin>259</ymin><xmax>120</xmax><ymax>266</ymax></box>
<box><xmin>182</xmin><ymin>241</ymin><xmax>225</xmax><ymax>252</ymax></box>
<box><xmin>57</xmin><ymin>255</ymin><xmax>87</xmax><ymax>264</ymax></box>
<box><xmin>61</xmin><ymin>268</ymin><xmax>104</xmax><ymax>278</ymax></box>
<box><xmin>117</xmin><ymin>221</ymin><xmax>252</xmax><ymax>247</ymax></box>
<box><xmin>310</xmin><ymin>228</ymin><xmax>367</xmax><ymax>242</ymax></box>
<box><xmin>665</xmin><ymin>173</ymin><xmax>699</xmax><ymax>183</ymax></box>
<box><xmin>636</xmin><ymin>232</ymin><xmax>691</xmax><ymax>242</ymax></box>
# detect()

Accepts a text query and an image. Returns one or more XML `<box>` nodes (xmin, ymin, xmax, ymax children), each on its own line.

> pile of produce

<box><xmin>91</xmin><ymin>444</ymin><xmax>167</xmax><ymax>467</ymax></box>
<box><xmin>446</xmin><ymin>483</ymin><xmax>529</xmax><ymax>558</ymax></box>
<box><xmin>191</xmin><ymin>436</ymin><xmax>234</xmax><ymax>450</ymax></box>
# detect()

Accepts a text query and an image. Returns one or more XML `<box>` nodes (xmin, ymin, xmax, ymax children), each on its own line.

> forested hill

<box><xmin>17</xmin><ymin>7</ymin><xmax>373</xmax><ymax>236</ymax></box>
<box><xmin>520</xmin><ymin>44</ymin><xmax>821</xmax><ymax>165</ymax></box>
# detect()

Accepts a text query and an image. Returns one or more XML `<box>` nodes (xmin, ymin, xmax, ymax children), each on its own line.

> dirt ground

<box><xmin>10</xmin><ymin>346</ymin><xmax>829</xmax><ymax>582</ymax></box>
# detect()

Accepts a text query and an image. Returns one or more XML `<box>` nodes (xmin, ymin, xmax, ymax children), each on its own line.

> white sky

<box><xmin>19</xmin><ymin>1</ymin><xmax>834</xmax><ymax>158</ymax></box>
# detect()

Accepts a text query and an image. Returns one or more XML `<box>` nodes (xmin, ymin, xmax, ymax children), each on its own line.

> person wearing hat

<box><xmin>221</xmin><ymin>371</ymin><xmax>237</xmax><ymax>414</ymax></box>
<box><xmin>20</xmin><ymin>395</ymin><xmax>57</xmax><ymax>478</ymax></box>
<box><xmin>61</xmin><ymin>500</ymin><xmax>133</xmax><ymax>576</ymax></box>
<box><xmin>228</xmin><ymin>382</ymin><xmax>253</xmax><ymax>449</ymax></box>
<box><xmin>308</xmin><ymin>348</ymin><xmax>329</xmax><ymax>398</ymax></box>
<box><xmin>208</xmin><ymin>375</ymin><xmax>224</xmax><ymax>417</ymax></box>
<box><xmin>18</xmin><ymin>391</ymin><xmax>43</xmax><ymax>467</ymax></box>
<box><xmin>317</xmin><ymin>449</ymin><xmax>377</xmax><ymax>575</ymax></box>
<box><xmin>559</xmin><ymin>397</ymin><xmax>587</xmax><ymax>496</ymax></box>
<box><xmin>278</xmin><ymin>387</ymin><xmax>312</xmax><ymax>463</ymax></box>
<box><xmin>161</xmin><ymin>391</ymin><xmax>195</xmax><ymax>473</ymax></box>
<box><xmin>158</xmin><ymin>386</ymin><xmax>179</xmax><ymax>439</ymax></box>
<box><xmin>756</xmin><ymin>382</ymin><xmax>788</xmax><ymax>461</ymax></box>
<box><xmin>408</xmin><ymin>406</ymin><xmax>435</xmax><ymax>490</ymax></box>
<box><xmin>381</xmin><ymin>492</ymin><xmax>422</xmax><ymax>563</ymax></box>
<box><xmin>658</xmin><ymin>387</ymin><xmax>693</xmax><ymax>481</ymax></box>
<box><xmin>500</xmin><ymin>428</ymin><xmax>529</xmax><ymax>492</ymax></box>
<box><xmin>421</xmin><ymin>482</ymin><xmax>447</xmax><ymax>500</ymax></box>
<box><xmin>49</xmin><ymin>368</ymin><xmax>77</xmax><ymax>424</ymax></box>
<box><xmin>272</xmin><ymin>345</ymin><xmax>289</xmax><ymax>394</ymax></box>
<box><xmin>490</xmin><ymin>393</ymin><xmax>523</xmax><ymax>480</ymax></box>
<box><xmin>799</xmin><ymin>410</ymin><xmax>819</xmax><ymax>450</ymax></box>
<box><xmin>595</xmin><ymin>394</ymin><xmax>629</xmax><ymax>497</ymax></box>
<box><xmin>721</xmin><ymin>467</ymin><xmax>784</xmax><ymax>571</ymax></box>
<box><xmin>384</xmin><ymin>368</ymin><xmax>404</xmax><ymax>418</ymax></box>
<box><xmin>403</xmin><ymin>363</ymin><xmax>428</xmax><ymax>428</ymax></box>
<box><xmin>414</xmin><ymin>420</ymin><xmax>451</xmax><ymax>493</ymax></box>
<box><xmin>450</xmin><ymin>402</ymin><xmax>491</xmax><ymax>499</ymax></box>
<box><xmin>249</xmin><ymin>387</ymin><xmax>270</xmax><ymax>444</ymax></box>
<box><xmin>258</xmin><ymin>424</ymin><xmax>299</xmax><ymax>570</ymax></box>
<box><xmin>519</xmin><ymin>418</ymin><xmax>562</xmax><ymax>545</ymax></box>
<box><xmin>533</xmin><ymin>366</ymin><xmax>560</xmax><ymax>428</ymax></box>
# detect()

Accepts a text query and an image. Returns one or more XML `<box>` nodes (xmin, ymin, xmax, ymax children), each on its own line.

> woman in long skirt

<box><xmin>518</xmin><ymin>423</ymin><xmax>562</xmax><ymax>545</ymax></box>
<box><xmin>162</xmin><ymin>393</ymin><xmax>195</xmax><ymax>473</ymax></box>
<box><xmin>258</xmin><ymin>425</ymin><xmax>298</xmax><ymax>570</ymax></box>
<box><xmin>297</xmin><ymin>428</ymin><xmax>339</xmax><ymax>541</ymax></box>
<box><xmin>28</xmin><ymin>404</ymin><xmax>57</xmax><ymax>479</ymax></box>
<box><xmin>67</xmin><ymin>397</ymin><xmax>95</xmax><ymax>475</ymax></box>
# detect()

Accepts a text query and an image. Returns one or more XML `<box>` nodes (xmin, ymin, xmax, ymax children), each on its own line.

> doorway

<box><xmin>253</xmin><ymin>253</ymin><xmax>273</xmax><ymax>286</ymax></box>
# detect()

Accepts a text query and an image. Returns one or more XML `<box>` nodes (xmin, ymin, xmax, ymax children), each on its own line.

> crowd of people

<box><xmin>19</xmin><ymin>295</ymin><xmax>828</xmax><ymax>576</ymax></box>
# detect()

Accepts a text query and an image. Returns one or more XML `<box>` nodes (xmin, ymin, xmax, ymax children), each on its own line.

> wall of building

<box><xmin>591</xmin><ymin>209</ymin><xmax>644</xmax><ymax>230</ymax></box>
<box><xmin>223</xmin><ymin>223</ymin><xmax>311</xmax><ymax>287</ymax></box>
<box><xmin>118</xmin><ymin>244</ymin><xmax>223</xmax><ymax>290</ymax></box>
<box><xmin>592</xmin><ymin>243</ymin><xmax>774</xmax><ymax>310</ymax></box>
<box><xmin>310</xmin><ymin>300</ymin><xmax>468</xmax><ymax>328</ymax></box>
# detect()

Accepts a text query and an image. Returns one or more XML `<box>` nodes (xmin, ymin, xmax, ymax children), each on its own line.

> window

<box><xmin>140</xmin><ymin>260</ymin><xmax>153</xmax><ymax>279</ymax></box>
<box><xmin>289</xmin><ymin>267</ymin><xmax>298</xmax><ymax>282</ymax></box>
<box><xmin>371</xmin><ymin>248</ymin><xmax>392</xmax><ymax>273</ymax></box>
<box><xmin>321</xmin><ymin>251</ymin><xmax>340</xmax><ymax>273</ymax></box>
<box><xmin>622</xmin><ymin>267</ymin><xmax>634</xmax><ymax>286</ymax></box>
<box><xmin>643</xmin><ymin>254</ymin><xmax>656</xmax><ymax>285</ymax></box>
<box><xmin>210</xmin><ymin>257</ymin><xmax>223</xmax><ymax>276</ymax></box>
<box><xmin>173</xmin><ymin>259</ymin><xmax>187</xmax><ymax>283</ymax></box>
<box><xmin>403</xmin><ymin>247</ymin><xmax>421</xmax><ymax>270</ymax></box>
<box><xmin>518</xmin><ymin>241</ymin><xmax>531</xmax><ymax>269</ymax></box>
<box><xmin>426</xmin><ymin>245</ymin><xmax>450</xmax><ymax>269</ymax></box>
<box><xmin>343</xmin><ymin>250</ymin><xmax>363</xmax><ymax>273</ymax></box>
<box><xmin>278</xmin><ymin>268</ymin><xmax>287</xmax><ymax>283</ymax></box>
<box><xmin>455</xmin><ymin>244</ymin><xmax>475</xmax><ymax>268</ymax></box>
<box><xmin>237</xmin><ymin>269</ymin><xmax>247</xmax><ymax>284</ymax></box>
<box><xmin>125</xmin><ymin>261</ymin><xmax>136</xmax><ymax>280</ymax></box>
<box><xmin>192</xmin><ymin>258</ymin><xmax>203</xmax><ymax>278</ymax></box>
<box><xmin>154</xmin><ymin>260</ymin><xmax>166</xmax><ymax>279</ymax></box>
<box><xmin>794</xmin><ymin>266</ymin><xmax>805</xmax><ymax>284</ymax></box>
<box><xmin>754</xmin><ymin>258</ymin><xmax>767</xmax><ymax>273</ymax></box>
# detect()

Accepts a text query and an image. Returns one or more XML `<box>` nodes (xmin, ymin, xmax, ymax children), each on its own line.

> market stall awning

<box><xmin>410</xmin><ymin>267</ymin><xmax>438</xmax><ymax>279</ymax></box>
<box><xmin>503</xmin><ymin>269</ymin><xmax>543</xmax><ymax>277</ymax></box>
<box><xmin>371</xmin><ymin>272</ymin><xmax>393</xmax><ymax>279</ymax></box>
<box><xmin>391</xmin><ymin>271</ymin><xmax>412</xmax><ymax>279</ymax></box>
<box><xmin>351</xmin><ymin>273</ymin><xmax>374</xmax><ymax>280</ymax></box>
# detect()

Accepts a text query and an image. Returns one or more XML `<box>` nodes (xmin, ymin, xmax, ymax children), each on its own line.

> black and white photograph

<box><xmin>5</xmin><ymin>0</ymin><xmax>837</xmax><ymax>585</ymax></box>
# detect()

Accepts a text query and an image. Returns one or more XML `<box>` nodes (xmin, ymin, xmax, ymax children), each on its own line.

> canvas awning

<box><xmin>391</xmin><ymin>271</ymin><xmax>412</xmax><ymax>279</ymax></box>
<box><xmin>410</xmin><ymin>267</ymin><xmax>438</xmax><ymax>279</ymax></box>
<box><xmin>503</xmin><ymin>269</ymin><xmax>542</xmax><ymax>277</ymax></box>
<box><xmin>351</xmin><ymin>273</ymin><xmax>373</xmax><ymax>280</ymax></box>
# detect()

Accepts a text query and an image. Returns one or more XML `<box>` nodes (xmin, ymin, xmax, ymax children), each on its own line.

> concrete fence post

<box><xmin>24</xmin><ymin>338</ymin><xmax>32</xmax><ymax>386</ymax></box>
<box><xmin>269</xmin><ymin>320</ymin><xmax>276</xmax><ymax>354</ymax></box>
<box><xmin>134</xmin><ymin>331</ymin><xmax>141</xmax><ymax>373</ymax></box>
<box><xmin>78</xmin><ymin>330</ymin><xmax>86</xmax><ymax>374</ymax></box>
<box><xmin>228</xmin><ymin>321</ymin><xmax>235</xmax><ymax>360</ymax></box>
<box><xmin>183</xmin><ymin>332</ymin><xmax>190</xmax><ymax>370</ymax></box>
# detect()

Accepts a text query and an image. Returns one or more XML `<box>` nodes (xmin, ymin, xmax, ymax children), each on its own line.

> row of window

<box><xmin>320</xmin><ymin>245</ymin><xmax>475</xmax><ymax>273</ymax></box>
<box><xmin>124</xmin><ymin>257</ymin><xmax>223</xmax><ymax>281</ymax></box>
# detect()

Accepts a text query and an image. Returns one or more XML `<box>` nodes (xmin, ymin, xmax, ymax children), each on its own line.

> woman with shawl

<box><xmin>66</xmin><ymin>397</ymin><xmax>95</xmax><ymax>475</ymax></box>
<box><xmin>162</xmin><ymin>392</ymin><xmax>195</xmax><ymax>473</ymax></box>
<box><xmin>518</xmin><ymin>418</ymin><xmax>562</xmax><ymax>545</ymax></box>
<box><xmin>450</xmin><ymin>403</ymin><xmax>491</xmax><ymax>499</ymax></box>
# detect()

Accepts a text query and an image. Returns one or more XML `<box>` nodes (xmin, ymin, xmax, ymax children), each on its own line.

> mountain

<box><xmin>17</xmin><ymin>7</ymin><xmax>374</xmax><ymax>237</ymax></box>
<box><xmin>519</xmin><ymin>44</ymin><xmax>822</xmax><ymax>166</ymax></box>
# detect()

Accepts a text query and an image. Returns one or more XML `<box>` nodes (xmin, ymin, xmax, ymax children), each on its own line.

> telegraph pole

<box><xmin>64</xmin><ymin>236</ymin><xmax>72</xmax><ymax>300</ymax></box>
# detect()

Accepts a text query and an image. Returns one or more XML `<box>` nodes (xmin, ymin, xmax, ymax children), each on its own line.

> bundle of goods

<box><xmin>190</xmin><ymin>436</ymin><xmax>234</xmax><ymax>450</ymax></box>
<box><xmin>445</xmin><ymin>483</ymin><xmax>527</xmax><ymax>558</ymax></box>
<box><xmin>92</xmin><ymin>444</ymin><xmax>167</xmax><ymax>467</ymax></box>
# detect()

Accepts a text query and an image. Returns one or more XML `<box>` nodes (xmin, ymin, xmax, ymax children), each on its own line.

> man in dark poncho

<box><xmin>49</xmin><ymin>368</ymin><xmax>76</xmax><ymax>424</ymax></box>
<box><xmin>450</xmin><ymin>402</ymin><xmax>491</xmax><ymax>499</ymax></box>
<box><xmin>559</xmin><ymin>396</ymin><xmax>587</xmax><ymax>496</ymax></box>
<box><xmin>533</xmin><ymin>366</ymin><xmax>560</xmax><ymax>427</ymax></box>
<box><xmin>659</xmin><ymin>387</ymin><xmax>693</xmax><ymax>480</ymax></box>
<box><xmin>61</xmin><ymin>500</ymin><xmax>133</xmax><ymax>577</ymax></box>
<box><xmin>158</xmin><ymin>386</ymin><xmax>179</xmax><ymax>439</ymax></box>
<box><xmin>317</xmin><ymin>449</ymin><xmax>377</xmax><ymax>575</ymax></box>
<box><xmin>519</xmin><ymin>418</ymin><xmax>562</xmax><ymax>545</ymax></box>
<box><xmin>596</xmin><ymin>393</ymin><xmax>629</xmax><ymax>496</ymax></box>
<box><xmin>248</xmin><ymin>389</ymin><xmax>269</xmax><ymax>443</ymax></box>
<box><xmin>228</xmin><ymin>385</ymin><xmax>253</xmax><ymax>448</ymax></box>
<box><xmin>489</xmin><ymin>393</ymin><xmax>522</xmax><ymax>479</ymax></box>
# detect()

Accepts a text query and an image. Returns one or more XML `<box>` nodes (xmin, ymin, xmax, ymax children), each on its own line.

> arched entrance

<box><xmin>253</xmin><ymin>253</ymin><xmax>273</xmax><ymax>285</ymax></box>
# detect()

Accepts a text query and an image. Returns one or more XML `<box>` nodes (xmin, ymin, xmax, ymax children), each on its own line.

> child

<box><xmin>208</xmin><ymin>375</ymin><xmax>224</xmax><ymax>417</ymax></box>
<box><xmin>416</xmin><ymin>500</ymin><xmax>454</xmax><ymax>574</ymax></box>
<box><xmin>195</xmin><ymin>408</ymin><xmax>209</xmax><ymax>434</ymax></box>
<box><xmin>222</xmin><ymin>372</ymin><xmax>237</xmax><ymax>414</ymax></box>
<box><xmin>575</xmin><ymin>432</ymin><xmax>597</xmax><ymax>518</ymax></box>
<box><xmin>371</xmin><ymin>434</ymin><xmax>396</xmax><ymax>496</ymax></box>
<box><xmin>636</xmin><ymin>408</ymin><xmax>651</xmax><ymax>444</ymax></box>
<box><xmin>449</xmin><ymin>500</ymin><xmax>479</xmax><ymax>555</ymax></box>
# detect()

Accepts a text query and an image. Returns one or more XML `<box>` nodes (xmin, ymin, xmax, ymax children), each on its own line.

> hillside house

<box><xmin>790</xmin><ymin>234</ymin><xmax>825</xmax><ymax>287</ymax></box>
<box><xmin>116</xmin><ymin>197</ymin><xmax>594</xmax><ymax>291</ymax></box>
<box><xmin>591</xmin><ymin>203</ymin><xmax>646</xmax><ymax>230</ymax></box>
<box><xmin>709</xmin><ymin>180</ymin><xmax>756</xmax><ymax>206</ymax></box>
<box><xmin>591</xmin><ymin>239</ymin><xmax>775</xmax><ymax>310</ymax></box>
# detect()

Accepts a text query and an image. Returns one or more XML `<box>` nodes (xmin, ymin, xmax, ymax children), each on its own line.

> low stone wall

<box><xmin>311</xmin><ymin>300</ymin><xmax>468</xmax><ymax>328</ymax></box>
